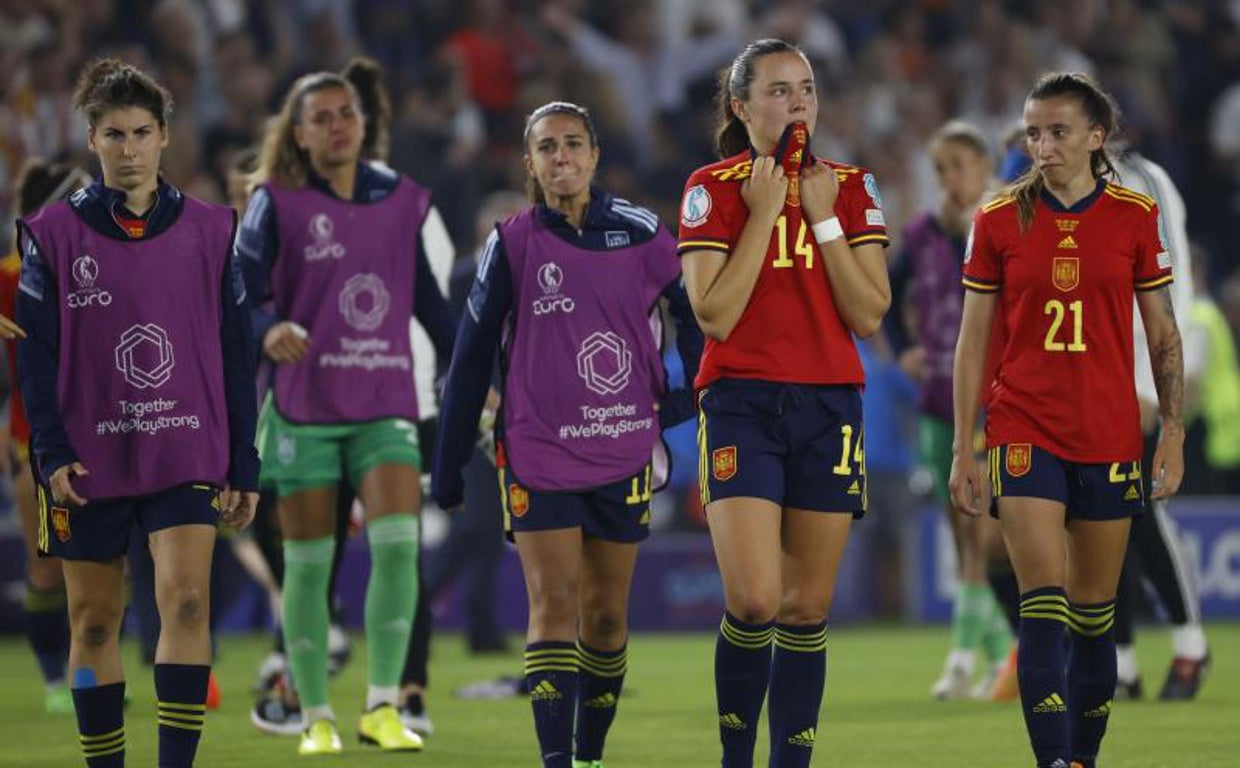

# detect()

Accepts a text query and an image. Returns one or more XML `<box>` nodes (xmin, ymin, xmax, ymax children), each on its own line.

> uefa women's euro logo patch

<box><xmin>681</xmin><ymin>185</ymin><xmax>711</xmax><ymax>228</ymax></box>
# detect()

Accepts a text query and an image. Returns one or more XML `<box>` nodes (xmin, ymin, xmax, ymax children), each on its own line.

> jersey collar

<box><xmin>1039</xmin><ymin>178</ymin><xmax>1106</xmax><ymax>213</ymax></box>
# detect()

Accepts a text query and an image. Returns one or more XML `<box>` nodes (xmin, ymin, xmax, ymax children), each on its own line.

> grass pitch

<box><xmin>0</xmin><ymin>624</ymin><xmax>1234</xmax><ymax>766</ymax></box>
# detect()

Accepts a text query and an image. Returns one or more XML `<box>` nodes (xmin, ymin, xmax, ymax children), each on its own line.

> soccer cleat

<box><xmin>573</xmin><ymin>761</ymin><xmax>605</xmax><ymax>768</ymax></box>
<box><xmin>206</xmin><ymin>671</ymin><xmax>221</xmax><ymax>710</ymax></box>
<box><xmin>45</xmin><ymin>685</ymin><xmax>74</xmax><ymax>715</ymax></box>
<box><xmin>254</xmin><ymin>651</ymin><xmax>287</xmax><ymax>694</ymax></box>
<box><xmin>327</xmin><ymin>623</ymin><xmax>352</xmax><ymax>678</ymax></box>
<box><xmin>398</xmin><ymin>691</ymin><xmax>434</xmax><ymax>737</ymax></box>
<box><xmin>1114</xmin><ymin>676</ymin><xmax>1144</xmax><ymax>701</ymax></box>
<box><xmin>1158</xmin><ymin>653</ymin><xmax>1210</xmax><ymax>700</ymax></box>
<box><xmin>298</xmin><ymin>719</ymin><xmax>342</xmax><ymax>755</ymax></box>
<box><xmin>252</xmin><ymin>694</ymin><xmax>305</xmax><ymax>736</ymax></box>
<box><xmin>454</xmin><ymin>675</ymin><xmax>526</xmax><ymax>700</ymax></box>
<box><xmin>971</xmin><ymin>663</ymin><xmax>1000</xmax><ymax>700</ymax></box>
<box><xmin>990</xmin><ymin>646</ymin><xmax>1020</xmax><ymax>701</ymax></box>
<box><xmin>931</xmin><ymin>661</ymin><xmax>972</xmax><ymax>700</ymax></box>
<box><xmin>358</xmin><ymin>704</ymin><xmax>424</xmax><ymax>751</ymax></box>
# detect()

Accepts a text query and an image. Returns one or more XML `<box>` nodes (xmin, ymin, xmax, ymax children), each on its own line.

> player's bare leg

<box><xmin>63</xmin><ymin>557</ymin><xmax>127</xmax><ymax>765</ymax></box>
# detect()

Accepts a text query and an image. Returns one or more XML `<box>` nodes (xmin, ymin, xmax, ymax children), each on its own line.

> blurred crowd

<box><xmin>2</xmin><ymin>0</ymin><xmax>1239</xmax><ymax>527</ymax></box>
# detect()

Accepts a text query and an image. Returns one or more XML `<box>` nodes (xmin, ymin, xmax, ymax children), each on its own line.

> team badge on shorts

<box><xmin>712</xmin><ymin>446</ymin><xmax>738</xmax><ymax>481</ymax></box>
<box><xmin>1052</xmin><ymin>257</ymin><xmax>1080</xmax><ymax>292</ymax></box>
<box><xmin>1006</xmin><ymin>444</ymin><xmax>1033</xmax><ymax>478</ymax></box>
<box><xmin>509</xmin><ymin>484</ymin><xmax>529</xmax><ymax>518</ymax></box>
<box><xmin>51</xmin><ymin>506</ymin><xmax>71</xmax><ymax>542</ymax></box>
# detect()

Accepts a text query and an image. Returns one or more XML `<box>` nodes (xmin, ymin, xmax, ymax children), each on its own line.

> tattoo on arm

<box><xmin>1150</xmin><ymin>287</ymin><xmax>1183</xmax><ymax>429</ymax></box>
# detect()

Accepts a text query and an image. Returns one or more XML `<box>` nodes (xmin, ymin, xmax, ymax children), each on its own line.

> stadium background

<box><xmin>0</xmin><ymin>1</ymin><xmax>1238</xmax><ymax>765</ymax></box>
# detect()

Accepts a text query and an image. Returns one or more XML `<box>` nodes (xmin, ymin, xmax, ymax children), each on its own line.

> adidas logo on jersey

<box><xmin>787</xmin><ymin>728</ymin><xmax>816</xmax><ymax>747</ymax></box>
<box><xmin>1124</xmin><ymin>484</ymin><xmax>1140</xmax><ymax>501</ymax></box>
<box><xmin>585</xmin><ymin>693</ymin><xmax>617</xmax><ymax>709</ymax></box>
<box><xmin>530</xmin><ymin>681</ymin><xmax>563</xmax><ymax>701</ymax></box>
<box><xmin>847</xmin><ymin>480</ymin><xmax>861</xmax><ymax>496</ymax></box>
<box><xmin>1084</xmin><ymin>700</ymin><xmax>1113</xmax><ymax>718</ymax></box>
<box><xmin>1058</xmin><ymin>236</ymin><xmax>1078</xmax><ymax>249</ymax></box>
<box><xmin>1032</xmin><ymin>693</ymin><xmax>1067</xmax><ymax>713</ymax></box>
<box><xmin>719</xmin><ymin>713</ymin><xmax>746</xmax><ymax>730</ymax></box>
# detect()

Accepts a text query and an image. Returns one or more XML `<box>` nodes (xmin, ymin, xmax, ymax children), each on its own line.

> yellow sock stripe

<box><xmin>80</xmin><ymin>727</ymin><xmax>124</xmax><ymax>744</ymax></box>
<box><xmin>773</xmin><ymin>628</ymin><xmax>828</xmax><ymax>653</ymax></box>
<box><xmin>720</xmin><ymin>620</ymin><xmax>774</xmax><ymax>650</ymax></box>
<box><xmin>157</xmin><ymin>717</ymin><xmax>204</xmax><ymax>731</ymax></box>
<box><xmin>1020</xmin><ymin>594</ymin><xmax>1069</xmax><ymax>610</ymax></box>
<box><xmin>158</xmin><ymin>701</ymin><xmax>207</xmax><ymax>713</ymax></box>
<box><xmin>576</xmin><ymin>646</ymin><xmax>627</xmax><ymax>677</ymax></box>
<box><xmin>524</xmin><ymin>663</ymin><xmax>579</xmax><ymax>674</ymax></box>
<box><xmin>1067</xmin><ymin>606</ymin><xmax>1116</xmax><ymax>636</ymax></box>
<box><xmin>158</xmin><ymin>709</ymin><xmax>207</xmax><ymax>719</ymax></box>
<box><xmin>524</xmin><ymin>648</ymin><xmax>579</xmax><ymax>660</ymax></box>
<box><xmin>1072</xmin><ymin>603</ymin><xmax>1117</xmax><ymax>617</ymax></box>
<box><xmin>83</xmin><ymin>742</ymin><xmax>125</xmax><ymax>758</ymax></box>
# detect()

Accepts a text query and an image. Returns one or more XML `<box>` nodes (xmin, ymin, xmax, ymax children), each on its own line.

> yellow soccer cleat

<box><xmin>298</xmin><ymin>719</ymin><xmax>343</xmax><ymax>756</ymax></box>
<box><xmin>358</xmin><ymin>704</ymin><xmax>424</xmax><ymax>751</ymax></box>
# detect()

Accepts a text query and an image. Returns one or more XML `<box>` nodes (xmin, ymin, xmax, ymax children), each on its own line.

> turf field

<box><xmin>0</xmin><ymin>625</ymin><xmax>1234</xmax><ymax>766</ymax></box>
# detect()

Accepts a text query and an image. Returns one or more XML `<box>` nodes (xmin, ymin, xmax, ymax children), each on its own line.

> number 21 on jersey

<box><xmin>1044</xmin><ymin>299</ymin><xmax>1087</xmax><ymax>352</ymax></box>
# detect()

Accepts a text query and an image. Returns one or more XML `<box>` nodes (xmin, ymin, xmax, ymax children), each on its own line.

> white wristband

<box><xmin>811</xmin><ymin>217</ymin><xmax>844</xmax><ymax>244</ymax></box>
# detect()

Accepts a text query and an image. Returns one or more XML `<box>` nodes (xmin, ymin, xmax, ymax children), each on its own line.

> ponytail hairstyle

<box><xmin>714</xmin><ymin>38</ymin><xmax>803</xmax><ymax>158</ymax></box>
<box><xmin>252</xmin><ymin>72</ymin><xmax>360</xmax><ymax>189</ymax></box>
<box><xmin>521</xmin><ymin>101</ymin><xmax>599</xmax><ymax>205</ymax></box>
<box><xmin>1004</xmin><ymin>72</ymin><xmax>1119</xmax><ymax>231</ymax></box>
<box><xmin>72</xmin><ymin>57</ymin><xmax>173</xmax><ymax>128</ymax></box>
<box><xmin>342</xmin><ymin>56</ymin><xmax>390</xmax><ymax>162</ymax></box>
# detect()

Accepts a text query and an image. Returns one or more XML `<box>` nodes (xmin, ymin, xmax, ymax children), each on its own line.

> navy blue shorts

<box><xmin>498</xmin><ymin>460</ymin><xmax>652</xmax><ymax>544</ymax></box>
<box><xmin>988</xmin><ymin>444</ymin><xmax>1144</xmax><ymax>521</ymax></box>
<box><xmin>697</xmin><ymin>379</ymin><xmax>866</xmax><ymax>516</ymax></box>
<box><xmin>37</xmin><ymin>482</ymin><xmax>221</xmax><ymax>561</ymax></box>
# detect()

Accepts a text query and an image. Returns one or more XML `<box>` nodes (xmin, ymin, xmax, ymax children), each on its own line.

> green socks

<box><xmin>283</xmin><ymin>537</ymin><xmax>335</xmax><ymax>711</ymax></box>
<box><xmin>365</xmin><ymin>515</ymin><xmax>420</xmax><ymax>691</ymax></box>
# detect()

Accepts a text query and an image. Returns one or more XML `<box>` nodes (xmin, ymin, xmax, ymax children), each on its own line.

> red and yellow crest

<box><xmin>1005</xmin><ymin>444</ymin><xmax>1033</xmax><ymax>478</ymax></box>
<box><xmin>508</xmin><ymin>484</ymin><xmax>529</xmax><ymax>518</ymax></box>
<box><xmin>51</xmin><ymin>507</ymin><xmax>71</xmax><ymax>542</ymax></box>
<box><xmin>1052</xmin><ymin>257</ymin><xmax>1079</xmax><ymax>292</ymax></box>
<box><xmin>712</xmin><ymin>446</ymin><xmax>738</xmax><ymax>482</ymax></box>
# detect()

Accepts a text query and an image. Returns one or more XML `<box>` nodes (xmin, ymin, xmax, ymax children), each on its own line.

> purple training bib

<box><xmin>265</xmin><ymin>178</ymin><xmax>429</xmax><ymax>423</ymax></box>
<box><xmin>23</xmin><ymin>196</ymin><xmax>233</xmax><ymax>499</ymax></box>
<box><xmin>500</xmin><ymin>208</ymin><xmax>681</xmax><ymax>491</ymax></box>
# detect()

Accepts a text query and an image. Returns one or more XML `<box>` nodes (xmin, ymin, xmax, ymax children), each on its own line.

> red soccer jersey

<box><xmin>0</xmin><ymin>250</ymin><xmax>28</xmax><ymax>445</ymax></box>
<box><xmin>677</xmin><ymin>150</ymin><xmax>889</xmax><ymax>388</ymax></box>
<box><xmin>962</xmin><ymin>182</ymin><xmax>1172</xmax><ymax>462</ymax></box>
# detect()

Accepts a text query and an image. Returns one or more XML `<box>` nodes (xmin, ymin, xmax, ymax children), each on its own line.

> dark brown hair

<box><xmin>343</xmin><ymin>56</ymin><xmax>390</xmax><ymax>161</ymax></box>
<box><xmin>72</xmin><ymin>58</ymin><xmax>173</xmax><ymax>128</ymax></box>
<box><xmin>714</xmin><ymin>39</ymin><xmax>803</xmax><ymax>158</ymax></box>
<box><xmin>522</xmin><ymin>101</ymin><xmax>598</xmax><ymax>205</ymax></box>
<box><xmin>1005</xmin><ymin>72</ymin><xmax>1119</xmax><ymax>231</ymax></box>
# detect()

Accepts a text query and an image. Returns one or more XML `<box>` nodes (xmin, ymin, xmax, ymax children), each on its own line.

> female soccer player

<box><xmin>240</xmin><ymin>67</ymin><xmax>454</xmax><ymax>755</ymax></box>
<box><xmin>2</xmin><ymin>159</ymin><xmax>91</xmax><ymax>716</ymax></box>
<box><xmin>16</xmin><ymin>58</ymin><xmax>259</xmax><ymax>767</ymax></box>
<box><xmin>950</xmin><ymin>72</ymin><xmax>1184</xmax><ymax>768</ymax></box>
<box><xmin>903</xmin><ymin>121</ymin><xmax>1013</xmax><ymax>700</ymax></box>
<box><xmin>678</xmin><ymin>39</ymin><xmax>890</xmax><ymax>768</ymax></box>
<box><xmin>432</xmin><ymin>100</ymin><xmax>702</xmax><ymax>768</ymax></box>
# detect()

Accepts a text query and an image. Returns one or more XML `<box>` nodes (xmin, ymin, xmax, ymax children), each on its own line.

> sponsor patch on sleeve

<box><xmin>865</xmin><ymin>208</ymin><xmax>885</xmax><ymax>227</ymax></box>
<box><xmin>1157</xmin><ymin>250</ymin><xmax>1171</xmax><ymax>270</ymax></box>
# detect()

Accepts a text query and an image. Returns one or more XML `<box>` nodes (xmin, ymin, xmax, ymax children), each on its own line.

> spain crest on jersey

<box><xmin>52</xmin><ymin>506</ymin><xmax>71</xmax><ymax>542</ymax></box>
<box><xmin>712</xmin><ymin>446</ymin><xmax>738</xmax><ymax>482</ymax></box>
<box><xmin>1052</xmin><ymin>257</ymin><xmax>1079</xmax><ymax>292</ymax></box>
<box><xmin>508</xmin><ymin>484</ymin><xmax>529</xmax><ymax>518</ymax></box>
<box><xmin>1005</xmin><ymin>444</ymin><xmax>1032</xmax><ymax>478</ymax></box>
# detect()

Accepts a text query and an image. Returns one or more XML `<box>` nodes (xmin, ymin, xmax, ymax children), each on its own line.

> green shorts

<box><xmin>918</xmin><ymin>415</ymin><xmax>987</xmax><ymax>505</ymax></box>
<box><xmin>257</xmin><ymin>396</ymin><xmax>422</xmax><ymax>497</ymax></box>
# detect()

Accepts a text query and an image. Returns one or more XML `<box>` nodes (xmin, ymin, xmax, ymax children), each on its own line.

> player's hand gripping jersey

<box><xmin>677</xmin><ymin>125</ymin><xmax>889</xmax><ymax>388</ymax></box>
<box><xmin>963</xmin><ymin>182</ymin><xmax>1172</xmax><ymax>462</ymax></box>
